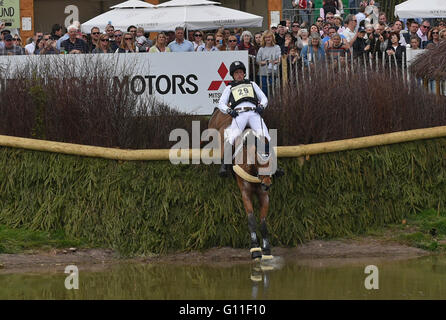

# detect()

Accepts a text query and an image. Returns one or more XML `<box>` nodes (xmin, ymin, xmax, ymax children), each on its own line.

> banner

<box><xmin>0</xmin><ymin>51</ymin><xmax>249</xmax><ymax>115</ymax></box>
<box><xmin>0</xmin><ymin>0</ymin><xmax>20</xmax><ymax>29</ymax></box>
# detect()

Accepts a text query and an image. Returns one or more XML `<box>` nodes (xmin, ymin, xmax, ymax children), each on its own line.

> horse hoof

<box><xmin>250</xmin><ymin>247</ymin><xmax>262</xmax><ymax>260</ymax></box>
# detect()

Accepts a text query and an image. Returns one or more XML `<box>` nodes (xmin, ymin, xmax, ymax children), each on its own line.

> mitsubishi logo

<box><xmin>208</xmin><ymin>63</ymin><xmax>231</xmax><ymax>91</ymax></box>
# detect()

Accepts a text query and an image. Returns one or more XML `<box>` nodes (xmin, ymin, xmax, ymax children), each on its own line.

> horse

<box><xmin>208</xmin><ymin>108</ymin><xmax>274</xmax><ymax>261</ymax></box>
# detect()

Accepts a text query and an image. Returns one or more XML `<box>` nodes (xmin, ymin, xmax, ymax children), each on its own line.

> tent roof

<box><xmin>156</xmin><ymin>0</ymin><xmax>220</xmax><ymax>7</ymax></box>
<box><xmin>82</xmin><ymin>4</ymin><xmax>262</xmax><ymax>33</ymax></box>
<box><xmin>111</xmin><ymin>0</ymin><xmax>155</xmax><ymax>8</ymax></box>
<box><xmin>395</xmin><ymin>0</ymin><xmax>446</xmax><ymax>18</ymax></box>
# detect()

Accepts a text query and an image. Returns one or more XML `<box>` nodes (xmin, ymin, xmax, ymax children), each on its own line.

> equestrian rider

<box><xmin>218</xmin><ymin>61</ymin><xmax>277</xmax><ymax>176</ymax></box>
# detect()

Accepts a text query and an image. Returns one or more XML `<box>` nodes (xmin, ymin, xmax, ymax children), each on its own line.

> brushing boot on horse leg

<box><xmin>260</xmin><ymin>218</ymin><xmax>273</xmax><ymax>259</ymax></box>
<box><xmin>248</xmin><ymin>213</ymin><xmax>262</xmax><ymax>260</ymax></box>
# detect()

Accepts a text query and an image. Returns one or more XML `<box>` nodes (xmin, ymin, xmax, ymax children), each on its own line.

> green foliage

<box><xmin>0</xmin><ymin>224</ymin><xmax>87</xmax><ymax>254</ymax></box>
<box><xmin>0</xmin><ymin>138</ymin><xmax>445</xmax><ymax>256</ymax></box>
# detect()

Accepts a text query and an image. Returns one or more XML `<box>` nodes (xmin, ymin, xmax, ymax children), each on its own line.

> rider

<box><xmin>217</xmin><ymin>61</ymin><xmax>283</xmax><ymax>177</ymax></box>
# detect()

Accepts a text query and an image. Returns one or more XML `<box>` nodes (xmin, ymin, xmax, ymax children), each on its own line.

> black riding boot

<box><xmin>260</xmin><ymin>140</ymin><xmax>285</xmax><ymax>178</ymax></box>
<box><xmin>248</xmin><ymin>213</ymin><xmax>262</xmax><ymax>260</ymax></box>
<box><xmin>219</xmin><ymin>140</ymin><xmax>233</xmax><ymax>177</ymax></box>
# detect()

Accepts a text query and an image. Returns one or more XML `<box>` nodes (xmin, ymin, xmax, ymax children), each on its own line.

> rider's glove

<box><xmin>228</xmin><ymin>109</ymin><xmax>238</xmax><ymax>118</ymax></box>
<box><xmin>255</xmin><ymin>105</ymin><xmax>264</xmax><ymax>116</ymax></box>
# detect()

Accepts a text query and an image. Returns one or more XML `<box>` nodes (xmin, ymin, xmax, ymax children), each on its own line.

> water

<box><xmin>1</xmin><ymin>255</ymin><xmax>445</xmax><ymax>299</ymax></box>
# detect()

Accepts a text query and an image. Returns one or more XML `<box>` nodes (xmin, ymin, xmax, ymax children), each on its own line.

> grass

<box><xmin>362</xmin><ymin>208</ymin><xmax>446</xmax><ymax>252</ymax></box>
<box><xmin>0</xmin><ymin>224</ymin><xmax>90</xmax><ymax>254</ymax></box>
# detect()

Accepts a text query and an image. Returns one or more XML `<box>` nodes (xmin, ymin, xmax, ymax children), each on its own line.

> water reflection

<box><xmin>0</xmin><ymin>255</ymin><xmax>445</xmax><ymax>299</ymax></box>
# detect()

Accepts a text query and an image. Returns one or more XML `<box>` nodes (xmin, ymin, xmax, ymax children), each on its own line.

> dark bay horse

<box><xmin>208</xmin><ymin>108</ymin><xmax>274</xmax><ymax>261</ymax></box>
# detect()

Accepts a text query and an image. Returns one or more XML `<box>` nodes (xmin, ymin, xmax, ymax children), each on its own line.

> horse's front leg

<box><xmin>237</xmin><ymin>178</ymin><xmax>262</xmax><ymax>261</ymax></box>
<box><xmin>258</xmin><ymin>189</ymin><xmax>272</xmax><ymax>259</ymax></box>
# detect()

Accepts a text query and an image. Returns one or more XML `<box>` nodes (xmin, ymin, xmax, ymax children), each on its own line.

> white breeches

<box><xmin>224</xmin><ymin>111</ymin><xmax>271</xmax><ymax>145</ymax></box>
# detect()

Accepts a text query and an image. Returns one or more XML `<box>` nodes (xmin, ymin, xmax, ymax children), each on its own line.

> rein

<box><xmin>233</xmin><ymin>165</ymin><xmax>261</xmax><ymax>183</ymax></box>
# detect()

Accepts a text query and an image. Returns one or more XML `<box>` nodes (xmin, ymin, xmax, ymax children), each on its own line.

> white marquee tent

<box><xmin>394</xmin><ymin>0</ymin><xmax>446</xmax><ymax>19</ymax></box>
<box><xmin>82</xmin><ymin>0</ymin><xmax>263</xmax><ymax>33</ymax></box>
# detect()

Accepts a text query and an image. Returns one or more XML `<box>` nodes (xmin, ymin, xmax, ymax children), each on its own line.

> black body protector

<box><xmin>228</xmin><ymin>80</ymin><xmax>259</xmax><ymax>109</ymax></box>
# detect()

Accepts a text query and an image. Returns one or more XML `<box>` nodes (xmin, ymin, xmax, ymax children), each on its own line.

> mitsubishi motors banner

<box><xmin>0</xmin><ymin>51</ymin><xmax>249</xmax><ymax>115</ymax></box>
<box><xmin>0</xmin><ymin>0</ymin><xmax>20</xmax><ymax>29</ymax></box>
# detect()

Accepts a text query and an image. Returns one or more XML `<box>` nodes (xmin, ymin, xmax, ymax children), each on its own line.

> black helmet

<box><xmin>229</xmin><ymin>61</ymin><xmax>246</xmax><ymax>77</ymax></box>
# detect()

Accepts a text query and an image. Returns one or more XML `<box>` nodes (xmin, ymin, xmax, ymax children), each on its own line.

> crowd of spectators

<box><xmin>1</xmin><ymin>1</ymin><xmax>445</xmax><ymax>95</ymax></box>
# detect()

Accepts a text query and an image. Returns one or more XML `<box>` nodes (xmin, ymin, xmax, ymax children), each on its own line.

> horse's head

<box><xmin>241</xmin><ymin>130</ymin><xmax>273</xmax><ymax>191</ymax></box>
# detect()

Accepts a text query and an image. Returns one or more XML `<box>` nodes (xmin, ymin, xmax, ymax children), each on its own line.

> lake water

<box><xmin>1</xmin><ymin>255</ymin><xmax>445</xmax><ymax>300</ymax></box>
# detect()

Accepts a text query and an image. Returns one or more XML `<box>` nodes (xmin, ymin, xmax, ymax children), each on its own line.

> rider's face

<box><xmin>233</xmin><ymin>69</ymin><xmax>245</xmax><ymax>81</ymax></box>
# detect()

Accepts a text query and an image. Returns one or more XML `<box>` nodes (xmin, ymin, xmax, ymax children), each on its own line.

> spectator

<box><xmin>192</xmin><ymin>30</ymin><xmax>204</xmax><ymax>51</ymax></box>
<box><xmin>281</xmin><ymin>32</ymin><xmax>295</xmax><ymax>55</ymax></box>
<box><xmin>315</xmin><ymin>17</ymin><xmax>324</xmax><ymax>29</ymax></box>
<box><xmin>61</xmin><ymin>25</ymin><xmax>88</xmax><ymax>54</ymax></box>
<box><xmin>35</xmin><ymin>33</ymin><xmax>60</xmax><ymax>54</ymax></box>
<box><xmin>256</xmin><ymin>30</ymin><xmax>282</xmax><ymax>96</ymax></box>
<box><xmin>254</xmin><ymin>32</ymin><xmax>263</xmax><ymax>53</ymax></box>
<box><xmin>325</xmin><ymin>12</ymin><xmax>335</xmax><ymax>25</ymax></box>
<box><xmin>290</xmin><ymin>21</ymin><xmax>301</xmax><ymax>43</ymax></box>
<box><xmin>215</xmin><ymin>32</ymin><xmax>226</xmax><ymax>50</ymax></box>
<box><xmin>270</xmin><ymin>23</ymin><xmax>278</xmax><ymax>34</ymax></box>
<box><xmin>116</xmin><ymin>33</ymin><xmax>139</xmax><ymax>53</ymax></box>
<box><xmin>223</xmin><ymin>29</ymin><xmax>231</xmax><ymax>43</ymax></box>
<box><xmin>105</xmin><ymin>24</ymin><xmax>119</xmax><ymax>52</ymax></box>
<box><xmin>378</xmin><ymin>12</ymin><xmax>387</xmax><ymax>27</ymax></box>
<box><xmin>238</xmin><ymin>30</ymin><xmax>256</xmax><ymax>55</ymax></box>
<box><xmin>417</xmin><ymin>20</ymin><xmax>431</xmax><ymax>48</ymax></box>
<box><xmin>11</xmin><ymin>35</ymin><xmax>24</xmax><ymax>54</ymax></box>
<box><xmin>342</xmin><ymin>14</ymin><xmax>358</xmax><ymax>47</ymax></box>
<box><xmin>92</xmin><ymin>33</ymin><xmax>114</xmax><ymax>53</ymax></box>
<box><xmin>325</xmin><ymin>33</ymin><xmax>350</xmax><ymax>67</ymax></box>
<box><xmin>226</xmin><ymin>35</ymin><xmax>239</xmax><ymax>51</ymax></box>
<box><xmin>51</xmin><ymin>24</ymin><xmax>64</xmax><ymax>40</ymax></box>
<box><xmin>321</xmin><ymin>22</ymin><xmax>331</xmax><ymax>39</ymax></box>
<box><xmin>392</xmin><ymin>20</ymin><xmax>406</xmax><ymax>46</ymax></box>
<box><xmin>166</xmin><ymin>31</ymin><xmax>175</xmax><ymax>44</ymax></box>
<box><xmin>403</xmin><ymin>21</ymin><xmax>419</xmax><ymax>45</ymax></box>
<box><xmin>292</xmin><ymin>0</ymin><xmax>313</xmax><ymax>24</ymax></box>
<box><xmin>422</xmin><ymin>27</ymin><xmax>441</xmax><ymax>48</ymax></box>
<box><xmin>127</xmin><ymin>25</ymin><xmax>137</xmax><ymax>39</ymax></box>
<box><xmin>355</xmin><ymin>4</ymin><xmax>366</xmax><ymax>28</ymax></box>
<box><xmin>114</xmin><ymin>30</ymin><xmax>123</xmax><ymax>49</ymax></box>
<box><xmin>136</xmin><ymin>27</ymin><xmax>152</xmax><ymax>48</ymax></box>
<box><xmin>0</xmin><ymin>34</ymin><xmax>23</xmax><ymax>55</ymax></box>
<box><xmin>321</xmin><ymin>0</ymin><xmax>339</xmax><ymax>19</ymax></box>
<box><xmin>386</xmin><ymin>32</ymin><xmax>406</xmax><ymax>67</ymax></box>
<box><xmin>333</xmin><ymin>14</ymin><xmax>345</xmax><ymax>34</ymax></box>
<box><xmin>88</xmin><ymin>27</ymin><xmax>101</xmax><ymax>52</ymax></box>
<box><xmin>409</xmin><ymin>36</ymin><xmax>421</xmax><ymax>50</ymax></box>
<box><xmin>323</xmin><ymin>26</ymin><xmax>345</xmax><ymax>44</ymax></box>
<box><xmin>168</xmin><ymin>26</ymin><xmax>194</xmax><ymax>52</ymax></box>
<box><xmin>300</xmin><ymin>28</ymin><xmax>310</xmax><ymax>47</ymax></box>
<box><xmin>352</xmin><ymin>26</ymin><xmax>370</xmax><ymax>59</ymax></box>
<box><xmin>148</xmin><ymin>32</ymin><xmax>171</xmax><ymax>52</ymax></box>
<box><xmin>302</xmin><ymin>32</ymin><xmax>325</xmax><ymax>66</ymax></box>
<box><xmin>310</xmin><ymin>24</ymin><xmax>320</xmax><ymax>36</ymax></box>
<box><xmin>197</xmin><ymin>33</ymin><xmax>218</xmax><ymax>52</ymax></box>
<box><xmin>373</xmin><ymin>27</ymin><xmax>391</xmax><ymax>59</ymax></box>
<box><xmin>275</xmin><ymin>23</ymin><xmax>287</xmax><ymax>47</ymax></box>
<box><xmin>233</xmin><ymin>28</ymin><xmax>243</xmax><ymax>43</ymax></box>
<box><xmin>25</xmin><ymin>31</ymin><xmax>43</xmax><ymax>55</ymax></box>
<box><xmin>439</xmin><ymin>29</ymin><xmax>446</xmax><ymax>42</ymax></box>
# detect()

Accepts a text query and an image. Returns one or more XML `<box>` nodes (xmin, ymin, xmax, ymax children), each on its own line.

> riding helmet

<box><xmin>229</xmin><ymin>61</ymin><xmax>246</xmax><ymax>77</ymax></box>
